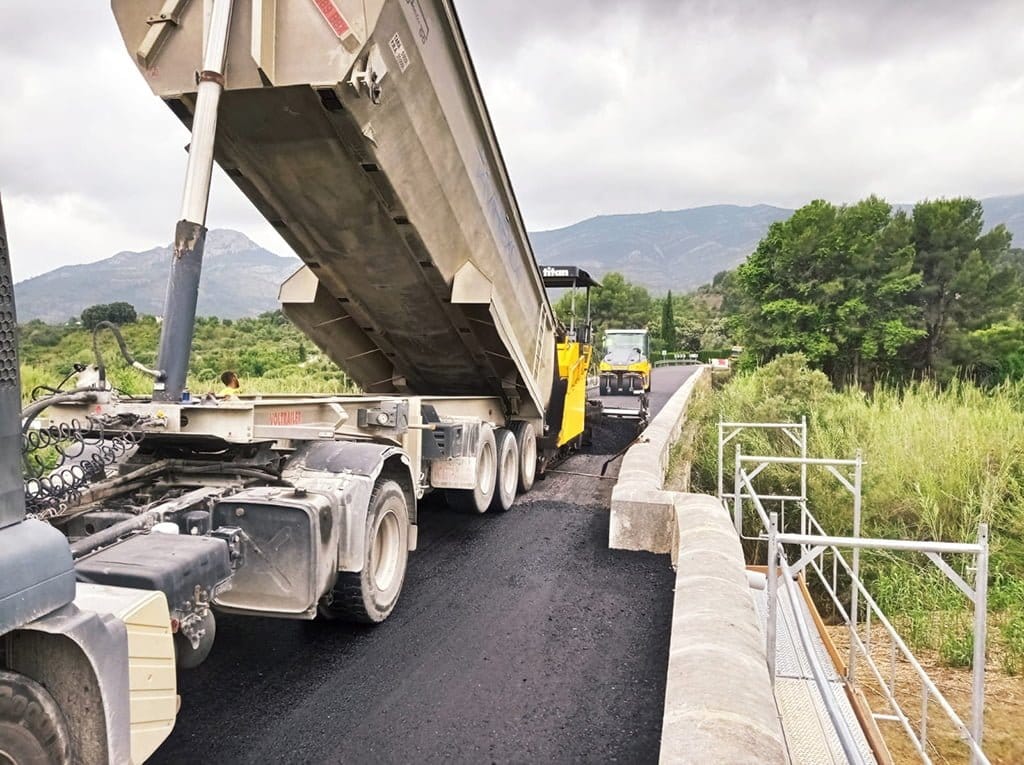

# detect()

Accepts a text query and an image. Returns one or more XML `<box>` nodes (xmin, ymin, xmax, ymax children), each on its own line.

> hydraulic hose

<box><xmin>91</xmin><ymin>321</ymin><xmax>162</xmax><ymax>379</ymax></box>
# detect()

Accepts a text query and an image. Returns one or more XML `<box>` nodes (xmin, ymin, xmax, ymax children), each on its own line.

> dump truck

<box><xmin>0</xmin><ymin>1</ymin><xmax>603</xmax><ymax>760</ymax></box>
<box><xmin>599</xmin><ymin>328</ymin><xmax>652</xmax><ymax>394</ymax></box>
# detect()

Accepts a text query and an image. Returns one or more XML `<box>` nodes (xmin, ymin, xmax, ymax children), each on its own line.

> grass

<box><xmin>690</xmin><ymin>354</ymin><xmax>1024</xmax><ymax>673</ymax></box>
<box><xmin>664</xmin><ymin>378</ymin><xmax>713</xmax><ymax>492</ymax></box>
<box><xmin>1001</xmin><ymin>611</ymin><xmax>1024</xmax><ymax>675</ymax></box>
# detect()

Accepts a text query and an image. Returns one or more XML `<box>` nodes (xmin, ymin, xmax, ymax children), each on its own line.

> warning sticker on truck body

<box><xmin>389</xmin><ymin>33</ymin><xmax>411</xmax><ymax>72</ymax></box>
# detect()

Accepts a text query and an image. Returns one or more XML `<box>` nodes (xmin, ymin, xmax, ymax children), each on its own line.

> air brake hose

<box><xmin>20</xmin><ymin>389</ymin><xmax>101</xmax><ymax>434</ymax></box>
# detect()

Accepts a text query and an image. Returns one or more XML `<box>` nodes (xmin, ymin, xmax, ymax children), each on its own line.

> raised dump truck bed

<box><xmin>111</xmin><ymin>0</ymin><xmax>557</xmax><ymax>422</ymax></box>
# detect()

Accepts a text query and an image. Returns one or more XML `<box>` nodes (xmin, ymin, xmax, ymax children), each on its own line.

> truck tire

<box><xmin>0</xmin><ymin>670</ymin><xmax>72</xmax><ymax>765</ymax></box>
<box><xmin>319</xmin><ymin>479</ymin><xmax>410</xmax><ymax>623</ymax></box>
<box><xmin>446</xmin><ymin>425</ymin><xmax>497</xmax><ymax>513</ymax></box>
<box><xmin>509</xmin><ymin>420</ymin><xmax>537</xmax><ymax>493</ymax></box>
<box><xmin>489</xmin><ymin>428</ymin><xmax>520</xmax><ymax>512</ymax></box>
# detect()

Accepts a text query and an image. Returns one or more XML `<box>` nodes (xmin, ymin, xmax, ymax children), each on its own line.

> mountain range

<box><xmin>15</xmin><ymin>230</ymin><xmax>296</xmax><ymax>323</ymax></box>
<box><xmin>15</xmin><ymin>194</ymin><xmax>1024</xmax><ymax>322</ymax></box>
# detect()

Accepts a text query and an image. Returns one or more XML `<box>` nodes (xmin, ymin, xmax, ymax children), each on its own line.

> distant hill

<box><xmin>532</xmin><ymin>194</ymin><xmax>1024</xmax><ymax>293</ymax></box>
<box><xmin>15</xmin><ymin>230</ymin><xmax>300</xmax><ymax>323</ymax></box>
<box><xmin>14</xmin><ymin>194</ymin><xmax>1024</xmax><ymax>319</ymax></box>
<box><xmin>980</xmin><ymin>194</ymin><xmax>1024</xmax><ymax>244</ymax></box>
<box><xmin>529</xmin><ymin>204</ymin><xmax>793</xmax><ymax>292</ymax></box>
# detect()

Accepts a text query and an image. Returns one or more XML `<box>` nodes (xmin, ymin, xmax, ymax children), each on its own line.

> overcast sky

<box><xmin>2</xmin><ymin>1</ymin><xmax>1024</xmax><ymax>282</ymax></box>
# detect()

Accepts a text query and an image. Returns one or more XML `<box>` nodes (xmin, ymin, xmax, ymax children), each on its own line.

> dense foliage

<box><xmin>551</xmin><ymin>195</ymin><xmax>1024</xmax><ymax>385</ymax></box>
<box><xmin>734</xmin><ymin>197</ymin><xmax>1021</xmax><ymax>386</ymax></box>
<box><xmin>19</xmin><ymin>310</ymin><xmax>353</xmax><ymax>401</ymax></box>
<box><xmin>80</xmin><ymin>301</ymin><xmax>138</xmax><ymax>329</ymax></box>
<box><xmin>552</xmin><ymin>272</ymin><xmax>727</xmax><ymax>358</ymax></box>
<box><xmin>735</xmin><ymin>197</ymin><xmax>923</xmax><ymax>384</ymax></box>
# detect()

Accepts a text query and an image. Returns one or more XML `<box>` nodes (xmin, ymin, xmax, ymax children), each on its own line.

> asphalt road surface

<box><xmin>597</xmin><ymin>364</ymin><xmax>695</xmax><ymax>423</ymax></box>
<box><xmin>151</xmin><ymin>366</ymin><xmax>698</xmax><ymax>764</ymax></box>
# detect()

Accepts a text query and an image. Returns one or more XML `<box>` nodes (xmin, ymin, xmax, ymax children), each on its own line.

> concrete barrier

<box><xmin>609</xmin><ymin>367</ymin><xmax>708</xmax><ymax>553</ymax></box>
<box><xmin>659</xmin><ymin>494</ymin><xmax>788</xmax><ymax>765</ymax></box>
<box><xmin>608</xmin><ymin>366</ymin><xmax>788</xmax><ymax>763</ymax></box>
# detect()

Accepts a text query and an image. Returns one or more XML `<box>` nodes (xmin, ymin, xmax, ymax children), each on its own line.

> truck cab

<box><xmin>599</xmin><ymin>329</ymin><xmax>652</xmax><ymax>395</ymax></box>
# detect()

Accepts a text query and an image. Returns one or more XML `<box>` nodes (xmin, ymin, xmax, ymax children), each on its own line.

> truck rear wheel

<box><xmin>509</xmin><ymin>420</ymin><xmax>537</xmax><ymax>493</ymax></box>
<box><xmin>174</xmin><ymin>610</ymin><xmax>216</xmax><ymax>670</ymax></box>
<box><xmin>0</xmin><ymin>670</ymin><xmax>71</xmax><ymax>765</ymax></box>
<box><xmin>319</xmin><ymin>479</ymin><xmax>410</xmax><ymax>623</ymax></box>
<box><xmin>446</xmin><ymin>425</ymin><xmax>497</xmax><ymax>513</ymax></box>
<box><xmin>490</xmin><ymin>428</ymin><xmax>519</xmax><ymax>512</ymax></box>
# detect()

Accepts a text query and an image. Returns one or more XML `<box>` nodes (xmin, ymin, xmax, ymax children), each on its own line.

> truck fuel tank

<box><xmin>211</xmin><ymin>487</ymin><xmax>341</xmax><ymax>618</ymax></box>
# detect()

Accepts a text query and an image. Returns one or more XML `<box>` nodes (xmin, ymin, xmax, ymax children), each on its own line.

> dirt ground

<box><xmin>825</xmin><ymin>626</ymin><xmax>1024</xmax><ymax>764</ymax></box>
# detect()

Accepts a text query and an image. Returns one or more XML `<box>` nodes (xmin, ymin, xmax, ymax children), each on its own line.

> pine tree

<box><xmin>661</xmin><ymin>291</ymin><xmax>677</xmax><ymax>353</ymax></box>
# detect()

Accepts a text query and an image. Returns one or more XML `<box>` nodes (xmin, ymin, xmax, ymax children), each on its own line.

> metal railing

<box><xmin>653</xmin><ymin>358</ymin><xmax>703</xmax><ymax>368</ymax></box>
<box><xmin>720</xmin><ymin>420</ymin><xmax>991</xmax><ymax>765</ymax></box>
<box><xmin>763</xmin><ymin>509</ymin><xmax>867</xmax><ymax>763</ymax></box>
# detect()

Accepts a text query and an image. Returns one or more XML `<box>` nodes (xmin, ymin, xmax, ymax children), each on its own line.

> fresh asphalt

<box><xmin>150</xmin><ymin>366</ymin><xmax>697</xmax><ymax>764</ymax></box>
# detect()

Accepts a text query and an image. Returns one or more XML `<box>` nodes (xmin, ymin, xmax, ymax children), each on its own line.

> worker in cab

<box><xmin>218</xmin><ymin>370</ymin><xmax>242</xmax><ymax>399</ymax></box>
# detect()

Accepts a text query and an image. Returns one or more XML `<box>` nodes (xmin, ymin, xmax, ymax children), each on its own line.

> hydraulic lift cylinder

<box><xmin>153</xmin><ymin>0</ymin><xmax>234</xmax><ymax>401</ymax></box>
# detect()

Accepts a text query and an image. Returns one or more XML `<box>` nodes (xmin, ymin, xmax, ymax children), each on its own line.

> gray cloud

<box><xmin>3</xmin><ymin>1</ymin><xmax>1023</xmax><ymax>284</ymax></box>
<box><xmin>458</xmin><ymin>0</ymin><xmax>1024</xmax><ymax>231</ymax></box>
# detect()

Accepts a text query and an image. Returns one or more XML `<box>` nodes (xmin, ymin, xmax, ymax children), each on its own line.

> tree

<box><xmin>553</xmin><ymin>271</ymin><xmax>652</xmax><ymax>337</ymax></box>
<box><xmin>735</xmin><ymin>197</ymin><xmax>923</xmax><ymax>386</ymax></box>
<box><xmin>908</xmin><ymin>198</ymin><xmax>1017</xmax><ymax>376</ymax></box>
<box><xmin>705</xmin><ymin>268</ymin><xmax>748</xmax><ymax>317</ymax></box>
<box><xmin>80</xmin><ymin>302</ymin><xmax>137</xmax><ymax>329</ymax></box>
<box><xmin>945</xmin><ymin>321</ymin><xmax>1024</xmax><ymax>385</ymax></box>
<box><xmin>590</xmin><ymin>272</ymin><xmax>652</xmax><ymax>332</ymax></box>
<box><xmin>661</xmin><ymin>291</ymin><xmax>677</xmax><ymax>353</ymax></box>
<box><xmin>678</xmin><ymin>317</ymin><xmax>705</xmax><ymax>351</ymax></box>
<box><xmin>258</xmin><ymin>309</ymin><xmax>289</xmax><ymax>326</ymax></box>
